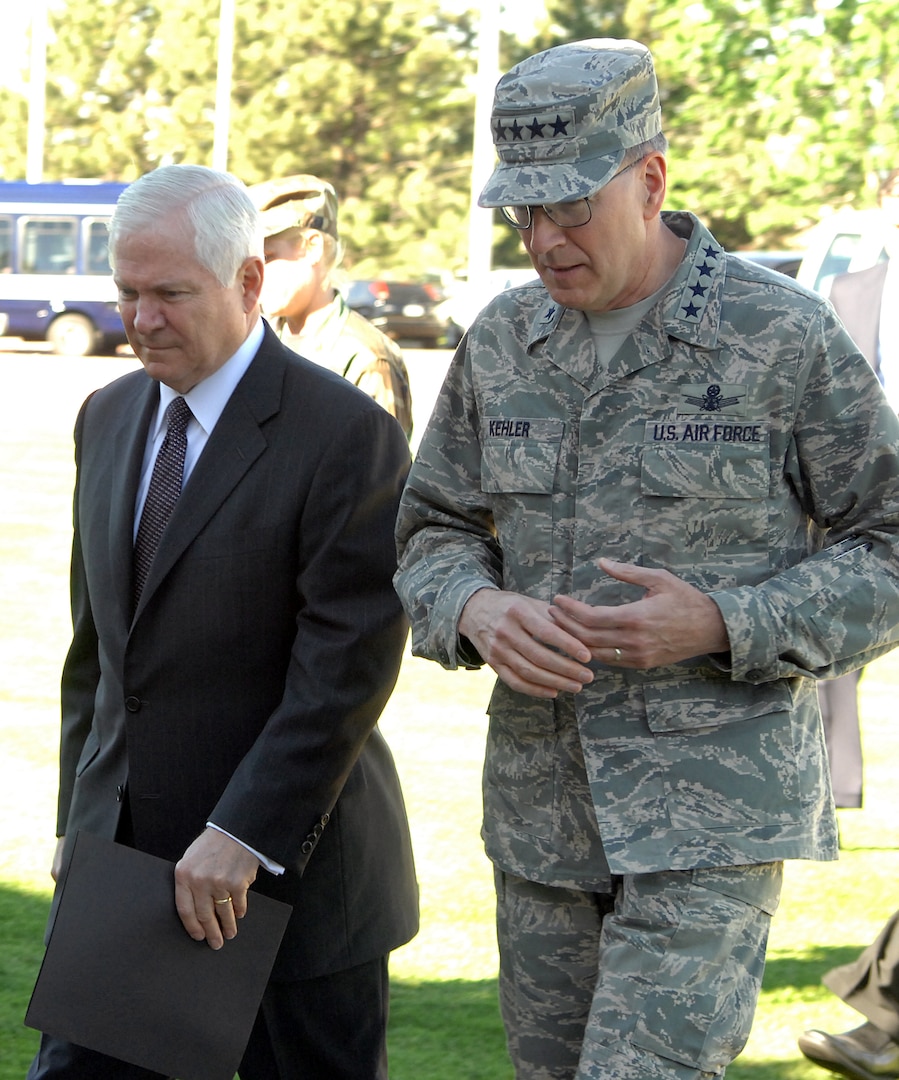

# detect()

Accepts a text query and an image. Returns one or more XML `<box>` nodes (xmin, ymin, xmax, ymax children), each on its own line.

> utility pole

<box><xmin>212</xmin><ymin>0</ymin><xmax>236</xmax><ymax>172</ymax></box>
<box><xmin>26</xmin><ymin>0</ymin><xmax>48</xmax><ymax>183</ymax></box>
<box><xmin>466</xmin><ymin>0</ymin><xmax>500</xmax><ymax>295</ymax></box>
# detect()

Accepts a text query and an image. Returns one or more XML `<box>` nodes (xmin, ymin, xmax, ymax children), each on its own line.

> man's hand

<box><xmin>458</xmin><ymin>588</ymin><xmax>594</xmax><ymax>699</ymax></box>
<box><xmin>51</xmin><ymin>836</ymin><xmax>66</xmax><ymax>882</ymax></box>
<box><xmin>549</xmin><ymin>558</ymin><xmax>729</xmax><ymax>668</ymax></box>
<box><xmin>174</xmin><ymin>828</ymin><xmax>260</xmax><ymax>950</ymax></box>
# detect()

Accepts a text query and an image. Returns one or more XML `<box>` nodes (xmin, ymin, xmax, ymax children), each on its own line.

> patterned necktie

<box><xmin>133</xmin><ymin>396</ymin><xmax>192</xmax><ymax>604</ymax></box>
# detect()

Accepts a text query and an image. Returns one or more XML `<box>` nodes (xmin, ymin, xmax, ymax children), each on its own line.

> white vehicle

<box><xmin>795</xmin><ymin>208</ymin><xmax>890</xmax><ymax>297</ymax></box>
<box><xmin>437</xmin><ymin>267</ymin><xmax>541</xmax><ymax>339</ymax></box>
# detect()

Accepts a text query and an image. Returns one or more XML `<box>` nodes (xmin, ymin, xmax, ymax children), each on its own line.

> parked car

<box><xmin>343</xmin><ymin>279</ymin><xmax>460</xmax><ymax>348</ymax></box>
<box><xmin>734</xmin><ymin>249</ymin><xmax>802</xmax><ymax>278</ymax></box>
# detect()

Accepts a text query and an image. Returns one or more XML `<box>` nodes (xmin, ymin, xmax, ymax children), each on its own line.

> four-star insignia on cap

<box><xmin>492</xmin><ymin>109</ymin><xmax>575</xmax><ymax>143</ymax></box>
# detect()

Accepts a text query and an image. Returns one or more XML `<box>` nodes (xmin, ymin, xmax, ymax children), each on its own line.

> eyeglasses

<box><xmin>499</xmin><ymin>160</ymin><xmax>641</xmax><ymax>231</ymax></box>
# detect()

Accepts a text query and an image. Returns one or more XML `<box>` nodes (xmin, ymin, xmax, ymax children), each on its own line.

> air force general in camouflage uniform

<box><xmin>394</xmin><ymin>39</ymin><xmax>899</xmax><ymax>1080</ymax></box>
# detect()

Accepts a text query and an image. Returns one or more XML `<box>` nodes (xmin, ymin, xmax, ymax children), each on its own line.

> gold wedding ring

<box><xmin>214</xmin><ymin>895</ymin><xmax>233</xmax><ymax>904</ymax></box>
<box><xmin>614</xmin><ymin>647</ymin><xmax>622</xmax><ymax>661</ymax></box>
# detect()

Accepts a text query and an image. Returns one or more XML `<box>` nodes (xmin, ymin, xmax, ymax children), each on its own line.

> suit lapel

<box><xmin>105</xmin><ymin>381</ymin><xmax>158</xmax><ymax>627</ymax></box>
<box><xmin>132</xmin><ymin>329</ymin><xmax>286</xmax><ymax>620</ymax></box>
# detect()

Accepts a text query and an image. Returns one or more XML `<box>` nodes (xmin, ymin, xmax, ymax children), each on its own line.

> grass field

<box><xmin>2</xmin><ymin>349</ymin><xmax>897</xmax><ymax>1078</ymax></box>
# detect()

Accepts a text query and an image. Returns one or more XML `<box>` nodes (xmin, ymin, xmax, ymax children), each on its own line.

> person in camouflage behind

<box><xmin>394</xmin><ymin>38</ymin><xmax>899</xmax><ymax>1080</ymax></box>
<box><xmin>248</xmin><ymin>174</ymin><xmax>414</xmax><ymax>440</ymax></box>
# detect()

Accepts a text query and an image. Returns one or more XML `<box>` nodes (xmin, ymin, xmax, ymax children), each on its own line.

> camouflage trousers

<box><xmin>495</xmin><ymin>862</ymin><xmax>783</xmax><ymax>1080</ymax></box>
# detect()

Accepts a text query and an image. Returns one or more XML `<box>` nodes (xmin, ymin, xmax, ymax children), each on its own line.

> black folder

<box><xmin>25</xmin><ymin>831</ymin><xmax>293</xmax><ymax>1080</ymax></box>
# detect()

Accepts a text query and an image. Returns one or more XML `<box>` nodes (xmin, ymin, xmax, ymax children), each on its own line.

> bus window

<box><xmin>86</xmin><ymin>219</ymin><xmax>112</xmax><ymax>274</ymax></box>
<box><xmin>21</xmin><ymin>218</ymin><xmax>77</xmax><ymax>274</ymax></box>
<box><xmin>0</xmin><ymin>216</ymin><xmax>11</xmax><ymax>271</ymax></box>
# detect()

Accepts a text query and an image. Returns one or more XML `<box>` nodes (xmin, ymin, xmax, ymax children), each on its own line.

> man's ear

<box><xmin>303</xmin><ymin>230</ymin><xmax>326</xmax><ymax>266</ymax></box>
<box><xmin>240</xmin><ymin>255</ymin><xmax>265</xmax><ymax>310</ymax></box>
<box><xmin>640</xmin><ymin>152</ymin><xmax>667</xmax><ymax>216</ymax></box>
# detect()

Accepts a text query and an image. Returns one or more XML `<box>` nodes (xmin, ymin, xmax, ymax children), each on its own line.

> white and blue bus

<box><xmin>0</xmin><ymin>180</ymin><xmax>129</xmax><ymax>356</ymax></box>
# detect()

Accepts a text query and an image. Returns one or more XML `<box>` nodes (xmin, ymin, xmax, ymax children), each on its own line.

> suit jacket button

<box><xmin>301</xmin><ymin>840</ymin><xmax>314</xmax><ymax>854</ymax></box>
<box><xmin>124</xmin><ymin>696</ymin><xmax>141</xmax><ymax>713</ymax></box>
<box><xmin>320</xmin><ymin>813</ymin><xmax>330</xmax><ymax>826</ymax></box>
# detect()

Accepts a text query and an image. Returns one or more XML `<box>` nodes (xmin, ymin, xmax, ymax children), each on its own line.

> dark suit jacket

<box><xmin>828</xmin><ymin>260</ymin><xmax>887</xmax><ymax>373</ymax></box>
<box><xmin>55</xmin><ymin>322</ymin><xmax>419</xmax><ymax>980</ymax></box>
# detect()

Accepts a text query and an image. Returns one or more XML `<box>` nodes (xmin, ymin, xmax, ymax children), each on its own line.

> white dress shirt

<box><xmin>133</xmin><ymin>319</ymin><xmax>264</xmax><ymax>533</ymax></box>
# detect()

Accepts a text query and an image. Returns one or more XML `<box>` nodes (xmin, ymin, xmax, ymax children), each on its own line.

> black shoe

<box><xmin>798</xmin><ymin>1022</ymin><xmax>899</xmax><ymax>1079</ymax></box>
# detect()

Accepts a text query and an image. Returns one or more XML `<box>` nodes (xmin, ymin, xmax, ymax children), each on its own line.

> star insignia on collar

<box><xmin>527</xmin><ymin>117</ymin><xmax>546</xmax><ymax>139</ymax></box>
<box><xmin>551</xmin><ymin>114</ymin><xmax>570</xmax><ymax>136</ymax></box>
<box><xmin>493</xmin><ymin>119</ymin><xmax>508</xmax><ymax>141</ymax></box>
<box><xmin>509</xmin><ymin>120</ymin><xmax>524</xmax><ymax>141</ymax></box>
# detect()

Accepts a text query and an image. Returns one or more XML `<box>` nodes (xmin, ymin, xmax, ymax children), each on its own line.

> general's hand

<box><xmin>549</xmin><ymin>558</ymin><xmax>730</xmax><ymax>668</ymax></box>
<box><xmin>458</xmin><ymin>588</ymin><xmax>594</xmax><ymax>698</ymax></box>
<box><xmin>174</xmin><ymin>828</ymin><xmax>260</xmax><ymax>950</ymax></box>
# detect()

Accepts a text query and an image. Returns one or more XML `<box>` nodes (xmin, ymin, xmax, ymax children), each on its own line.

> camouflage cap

<box><xmin>247</xmin><ymin>174</ymin><xmax>339</xmax><ymax>239</ymax></box>
<box><xmin>478</xmin><ymin>39</ymin><xmax>662</xmax><ymax>208</ymax></box>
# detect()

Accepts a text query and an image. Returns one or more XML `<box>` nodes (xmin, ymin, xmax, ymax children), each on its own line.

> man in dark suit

<box><xmin>799</xmin><ymin>909</ymin><xmax>899</xmax><ymax>1079</ymax></box>
<box><xmin>27</xmin><ymin>164</ymin><xmax>419</xmax><ymax>1079</ymax></box>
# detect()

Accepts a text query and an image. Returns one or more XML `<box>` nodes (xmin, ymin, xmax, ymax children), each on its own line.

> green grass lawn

<box><xmin>2</xmin><ymin>352</ymin><xmax>898</xmax><ymax>1078</ymax></box>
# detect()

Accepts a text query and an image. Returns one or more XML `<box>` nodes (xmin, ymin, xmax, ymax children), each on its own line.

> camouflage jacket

<box><xmin>394</xmin><ymin>211</ymin><xmax>899</xmax><ymax>884</ymax></box>
<box><xmin>276</xmin><ymin>293</ymin><xmax>414</xmax><ymax>439</ymax></box>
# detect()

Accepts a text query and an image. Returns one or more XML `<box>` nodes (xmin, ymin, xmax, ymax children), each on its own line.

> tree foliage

<box><xmin>1</xmin><ymin>0</ymin><xmax>898</xmax><ymax>271</ymax></box>
<box><xmin>0</xmin><ymin>0</ymin><xmax>478</xmax><ymax>277</ymax></box>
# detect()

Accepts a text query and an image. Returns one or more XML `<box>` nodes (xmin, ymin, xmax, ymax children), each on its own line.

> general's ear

<box><xmin>640</xmin><ymin>152</ymin><xmax>667</xmax><ymax>216</ymax></box>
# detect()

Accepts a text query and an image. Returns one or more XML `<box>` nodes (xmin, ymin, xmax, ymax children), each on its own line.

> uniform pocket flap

<box><xmin>643</xmin><ymin>676</ymin><xmax>793</xmax><ymax>733</ymax></box>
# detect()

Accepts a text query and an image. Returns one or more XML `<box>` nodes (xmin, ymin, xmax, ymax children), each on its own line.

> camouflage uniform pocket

<box><xmin>641</xmin><ymin>430</ymin><xmax>769</xmax><ymax>500</ymax></box>
<box><xmin>642</xmin><ymin>676</ymin><xmax>793</xmax><ymax>734</ymax></box>
<box><xmin>640</xmin><ymin>429</ymin><xmax>771</xmax><ymax>587</ymax></box>
<box><xmin>480</xmin><ymin>417</ymin><xmax>564</xmax><ymax>493</ymax></box>
<box><xmin>625</xmin><ymin>863</ymin><xmax>783</xmax><ymax>1072</ymax></box>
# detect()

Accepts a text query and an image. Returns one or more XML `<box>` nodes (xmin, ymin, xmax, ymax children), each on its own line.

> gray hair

<box><xmin>621</xmin><ymin>132</ymin><xmax>669</xmax><ymax>170</ymax></box>
<box><xmin>108</xmin><ymin>164</ymin><xmax>264</xmax><ymax>286</ymax></box>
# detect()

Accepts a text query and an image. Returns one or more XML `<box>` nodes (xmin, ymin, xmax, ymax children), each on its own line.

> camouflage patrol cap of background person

<box><xmin>478</xmin><ymin>38</ymin><xmax>662</xmax><ymax>208</ymax></box>
<box><xmin>248</xmin><ymin>174</ymin><xmax>339</xmax><ymax>240</ymax></box>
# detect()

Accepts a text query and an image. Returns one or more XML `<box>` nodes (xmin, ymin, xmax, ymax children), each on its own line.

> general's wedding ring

<box><xmin>214</xmin><ymin>895</ymin><xmax>233</xmax><ymax>904</ymax></box>
<box><xmin>614</xmin><ymin>647</ymin><xmax>623</xmax><ymax>661</ymax></box>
